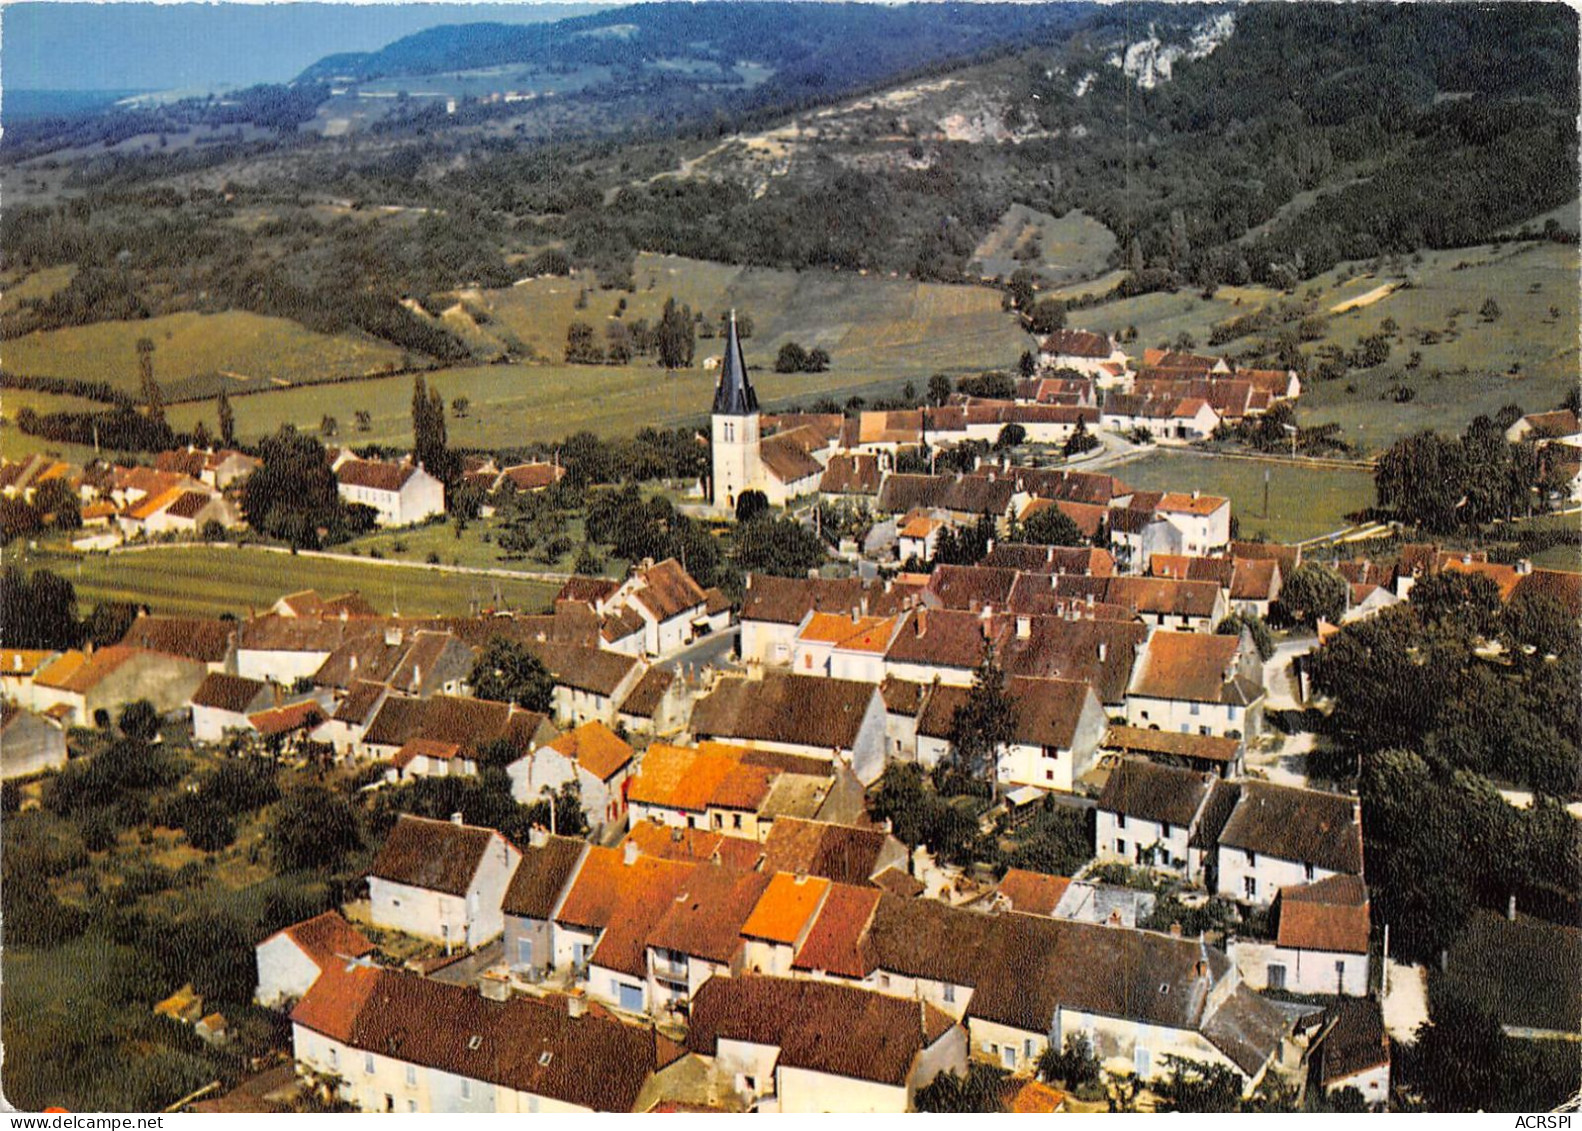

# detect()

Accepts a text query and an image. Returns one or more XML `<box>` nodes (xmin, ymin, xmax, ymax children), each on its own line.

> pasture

<box><xmin>1114</xmin><ymin>450</ymin><xmax>1377</xmax><ymax>544</ymax></box>
<box><xmin>0</xmin><ymin>310</ymin><xmax>408</xmax><ymax>401</ymax></box>
<box><xmin>970</xmin><ymin>205</ymin><xmax>1117</xmax><ymax>285</ymax></box>
<box><xmin>9</xmin><ymin>544</ymin><xmax>557</xmax><ymax>619</ymax></box>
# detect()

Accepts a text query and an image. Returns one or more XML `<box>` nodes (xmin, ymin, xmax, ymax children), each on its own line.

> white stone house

<box><xmin>335</xmin><ymin>459</ymin><xmax>446</xmax><ymax>527</ymax></box>
<box><xmin>366</xmin><ymin>815</ymin><xmax>522</xmax><ymax>951</ymax></box>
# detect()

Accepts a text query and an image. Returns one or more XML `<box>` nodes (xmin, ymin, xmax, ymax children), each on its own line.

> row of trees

<box><xmin>1375</xmin><ymin>411</ymin><xmax>1548</xmax><ymax>531</ymax></box>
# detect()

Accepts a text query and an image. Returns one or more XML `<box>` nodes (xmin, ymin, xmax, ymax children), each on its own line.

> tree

<box><xmin>1018</xmin><ymin>349</ymin><xmax>1038</xmax><ymax>377</ymax></box>
<box><xmin>732</xmin><ymin>515</ymin><xmax>825</xmax><ymax>578</ymax></box>
<box><xmin>564</xmin><ymin>321</ymin><xmax>603</xmax><ymax>364</ymax></box>
<box><xmin>950</xmin><ymin>642</ymin><xmax>1017</xmax><ymax>785</ymax></box>
<box><xmin>1022</xmin><ymin>505</ymin><xmax>1084</xmax><ymax>546</ymax></box>
<box><xmin>452</xmin><ymin>396</ymin><xmax>470</xmax><ymax>418</ymax></box>
<box><xmin>354</xmin><ymin>410</ymin><xmax>372</xmax><ymax>433</ymax></box>
<box><xmin>1408</xmin><ymin>570</ymin><xmax>1503</xmax><ymax>638</ymax></box>
<box><xmin>806</xmin><ymin>347</ymin><xmax>831</xmax><ymax>373</ymax></box>
<box><xmin>735</xmin><ymin>489</ymin><xmax>769</xmax><ymax>524</ymax></box>
<box><xmin>994</xmin><ymin>423</ymin><xmax>1027</xmax><ymax>450</ymax></box>
<box><xmin>1275</xmin><ymin>561</ymin><xmax>1349</xmax><ymax>627</ymax></box>
<box><xmin>1063</xmin><ymin>416</ymin><xmax>1100</xmax><ymax>458</ymax></box>
<box><xmin>656</xmin><ymin>297</ymin><xmax>695</xmax><ymax>371</ymax></box>
<box><xmin>217</xmin><ymin>390</ymin><xmax>236</xmax><ymax>446</ymax></box>
<box><xmin>136</xmin><ymin>337</ymin><xmax>164</xmax><ymax>425</ymax></box>
<box><xmin>927</xmin><ymin>373</ymin><xmax>953</xmax><ymax>407</ymax></box>
<box><xmin>118</xmin><ymin>700</ymin><xmax>160</xmax><ymax>741</ymax></box>
<box><xmin>0</xmin><ymin>567</ymin><xmax>80</xmax><ymax>650</ymax></box>
<box><xmin>319</xmin><ymin>414</ymin><xmax>338</xmax><ymax>438</ymax></box>
<box><xmin>1038</xmin><ymin>1033</ymin><xmax>1101</xmax><ymax>1088</ymax></box>
<box><xmin>268</xmin><ymin>785</ymin><xmax>362</xmax><ymax>873</ymax></box>
<box><xmin>914</xmin><ymin>1065</ymin><xmax>1006</xmax><ymax>1113</ymax></box>
<box><xmin>1152</xmin><ymin>1056</ymin><xmax>1244</xmax><ymax>1112</ymax></box>
<box><xmin>1027</xmin><ymin>297</ymin><xmax>1066</xmax><ymax>335</ymax></box>
<box><xmin>82</xmin><ymin>600</ymin><xmax>139</xmax><ymax>648</ymax></box>
<box><xmin>1479</xmin><ymin>296</ymin><xmax>1502</xmax><ymax>322</ymax></box>
<box><xmin>410</xmin><ymin>376</ymin><xmax>456</xmax><ymax>485</ymax></box>
<box><xmin>775</xmin><ymin>341</ymin><xmax>811</xmax><ymax>373</ymax></box>
<box><xmin>240</xmin><ymin>426</ymin><xmax>343</xmax><ymax>549</ymax></box>
<box><xmin>1216</xmin><ymin>612</ymin><xmax>1275</xmax><ymax>661</ymax></box>
<box><xmin>469</xmin><ymin>636</ymin><xmax>554</xmax><ymax>711</ymax></box>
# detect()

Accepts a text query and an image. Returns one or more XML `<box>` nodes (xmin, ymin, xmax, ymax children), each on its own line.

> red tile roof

<box><xmin>546</xmin><ymin>720</ymin><xmax>633</xmax><ymax>781</ymax></box>
<box><xmin>1275</xmin><ymin>875</ymin><xmax>1370</xmax><ymax>954</ymax></box>
<box><xmin>996</xmin><ymin>869</ymin><xmax>1072</xmax><ymax>917</ymax></box>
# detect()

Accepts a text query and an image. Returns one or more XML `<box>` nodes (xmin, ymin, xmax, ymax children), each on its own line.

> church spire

<box><xmin>711</xmin><ymin>309</ymin><xmax>759</xmax><ymax>416</ymax></box>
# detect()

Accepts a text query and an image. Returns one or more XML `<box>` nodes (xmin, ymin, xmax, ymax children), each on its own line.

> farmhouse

<box><xmin>335</xmin><ymin>458</ymin><xmax>445</xmax><ymax>526</ymax></box>
<box><xmin>366</xmin><ymin>814</ymin><xmax>522</xmax><ymax>951</ymax></box>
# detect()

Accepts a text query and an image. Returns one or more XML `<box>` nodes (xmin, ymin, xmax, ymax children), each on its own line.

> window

<box><xmin>732</xmin><ymin>814</ymin><xmax>743</xmax><ymax>830</ymax></box>
<box><xmin>1024</xmin><ymin>1040</ymin><xmax>1035</xmax><ymax>1062</ymax></box>
<box><xmin>1116</xmin><ymin>813</ymin><xmax>1126</xmax><ymax>831</ymax></box>
<box><xmin>574</xmin><ymin>942</ymin><xmax>592</xmax><ymax>967</ymax></box>
<box><xmin>461</xmin><ymin>1079</ymin><xmax>472</xmax><ymax>1101</ymax></box>
<box><xmin>1228</xmin><ymin>704</ymin><xmax>1238</xmax><ymax>722</ymax></box>
<box><xmin>1116</xmin><ymin>839</ymin><xmax>1127</xmax><ymax>856</ymax></box>
<box><xmin>1161</xmin><ymin>823</ymin><xmax>1172</xmax><ymax>840</ymax></box>
<box><xmin>1001</xmin><ymin>1046</ymin><xmax>1017</xmax><ymax>1069</ymax></box>
<box><xmin>618</xmin><ymin>983</ymin><xmax>645</xmax><ymax>1012</ymax></box>
<box><xmin>517</xmin><ymin>937</ymin><xmax>534</xmax><ymax>968</ymax></box>
<box><xmin>1335</xmin><ymin>960</ymin><xmax>1347</xmax><ymax>981</ymax></box>
<box><xmin>406</xmin><ymin>1065</ymin><xmax>416</xmax><ymax>1087</ymax></box>
<box><xmin>329</xmin><ymin>1048</ymin><xmax>338</xmax><ymax>1072</ymax></box>
<box><xmin>943</xmin><ymin>984</ymin><xmax>956</xmax><ymax>1005</ymax></box>
<box><xmin>1244</xmin><ymin>876</ymin><xmax>1257</xmax><ymax>899</ymax></box>
<box><xmin>407</xmin><ymin>1100</ymin><xmax>416</xmax><ymax>1114</ymax></box>
<box><xmin>879</xmin><ymin>974</ymin><xmax>891</xmax><ymax>989</ymax></box>
<box><xmin>1268</xmin><ymin>964</ymin><xmax>1287</xmax><ymax>990</ymax></box>
<box><xmin>1305</xmin><ymin>863</ymin><xmax>1316</xmax><ymax>882</ymax></box>
<box><xmin>365</xmin><ymin>1053</ymin><xmax>375</xmax><ymax>1075</ymax></box>
<box><xmin>1134</xmin><ymin>1046</ymin><xmax>1151</xmax><ymax>1077</ymax></box>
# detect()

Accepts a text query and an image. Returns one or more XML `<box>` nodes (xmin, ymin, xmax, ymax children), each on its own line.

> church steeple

<box><xmin>711</xmin><ymin>309</ymin><xmax>759</xmax><ymax>416</ymax></box>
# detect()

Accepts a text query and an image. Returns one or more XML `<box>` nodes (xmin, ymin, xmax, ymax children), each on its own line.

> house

<box><xmin>685</xmin><ymin>975</ymin><xmax>965</xmax><ymax>1113</ymax></box>
<box><xmin>335</xmin><ymin>458</ymin><xmax>445</xmax><ymax>526</ymax></box>
<box><xmin>1039</xmin><ymin>329</ymin><xmax>1129</xmax><ymax>381</ymax></box>
<box><xmin>237</xmin><ymin>617</ymin><xmax>370</xmax><ymax>684</ymax></box>
<box><xmin>758</xmin><ymin>817</ymin><xmax>909</xmax><ymax>888</ymax></box>
<box><xmin>506</xmin><ymin>720</ymin><xmax>634</xmax><ymax>832</ymax></box>
<box><xmin>994</xmin><ymin>869</ymin><xmax>1073</xmax><ymax>918</ymax></box>
<box><xmin>789</xmin><ymin>610</ymin><xmax>901</xmax><ymax>682</ymax></box>
<box><xmin>1071</xmin><ymin>574</ymin><xmax>1226</xmax><ymax>632</ymax></box>
<box><xmin>606</xmin><ymin>558</ymin><xmax>711</xmax><ymax>657</ymax></box>
<box><xmin>1102</xmin><ymin>724</ymin><xmax>1244</xmax><ymax>778</ymax></box>
<box><xmin>0</xmin><ymin>649</ymin><xmax>62</xmax><ymax>710</ymax></box>
<box><xmin>965</xmin><ymin>914</ymin><xmax>1294</xmax><ymax>1093</ymax></box>
<box><xmin>1308</xmin><ymin>998</ymin><xmax>1390</xmax><ymax>1106</ymax></box>
<box><xmin>615</xmin><ymin>667</ymin><xmax>692</xmax><ymax>738</ymax></box>
<box><xmin>818</xmin><ymin>453</ymin><xmax>886</xmax><ymax>504</ymax></box>
<box><xmin>642</xmin><ymin>863</ymin><xmax>772</xmax><ymax>1011</ymax></box>
<box><xmin>1210</xmin><ymin>782</ymin><xmax>1364</xmax><ymax>907</ymax></box>
<box><xmin>531</xmin><ymin>646</ymin><xmax>645</xmax><ymax>727</ymax></box>
<box><xmin>1228</xmin><ymin>875</ymin><xmax>1371</xmax><ymax>996</ymax></box>
<box><xmin>254</xmin><ymin>910</ymin><xmax>375</xmax><ymax>1008</ymax></box>
<box><xmin>500</xmin><ymin>828</ymin><xmax>589</xmax><ymax>982</ymax></box>
<box><xmin>1124</xmin><ymin>630</ymin><xmax>1266</xmax><ymax>738</ymax></box>
<box><xmin>190</xmin><ymin>673</ymin><xmax>274</xmax><ymax>743</ymax></box>
<box><xmin>290</xmin><ymin>964</ymin><xmax>669</xmax><ymax>1112</ymax></box>
<box><xmin>0</xmin><ymin>702</ymin><xmax>68</xmax><ymax>780</ymax></box>
<box><xmin>1504</xmin><ymin>408</ymin><xmax>1580</xmax><ymax>444</ymax></box>
<box><xmin>249</xmin><ymin>699</ymin><xmax>330</xmax><ymax>756</ymax></box>
<box><xmin>366</xmin><ymin>815</ymin><xmax>522</xmax><ymax>950</ymax></box>
<box><xmin>155</xmin><ymin>446</ymin><xmax>260</xmax><ymax>489</ymax></box>
<box><xmin>1154</xmin><ymin>493</ymin><xmax>1233</xmax><ymax>556</ymax></box>
<box><xmin>625</xmin><ymin>742</ymin><xmax>837</xmax><ymax>840</ymax></box>
<box><xmin>738</xmin><ymin>574</ymin><xmax>915</xmax><ymax>666</ymax></box>
<box><xmin>897</xmin><ymin>511</ymin><xmax>946</xmax><ymax>564</ymax></box>
<box><xmin>1093</xmin><ymin>759</ymin><xmax>1219</xmax><ymax>877</ymax></box>
<box><xmin>550</xmin><ymin>842</ymin><xmax>694</xmax><ymax>1007</ymax></box>
<box><xmin>31</xmin><ymin>645</ymin><xmax>209</xmax><ymax>728</ymax></box>
<box><xmin>494</xmin><ymin>462</ymin><xmax>566</xmax><ymax>494</ymax></box>
<box><xmin>271</xmin><ymin>590</ymin><xmax>379</xmax><ymax>619</ymax></box>
<box><xmin>689</xmin><ymin>672</ymin><xmax>888</xmax><ymax>784</ymax></box>
<box><xmin>1107</xmin><ymin>505</ymin><xmax>1184</xmax><ymax>574</ymax></box>
<box><xmin>874</xmin><ymin>473</ymin><xmax>1023</xmax><ymax>532</ymax></box>
<box><xmin>359</xmin><ymin>693</ymin><xmax>555</xmax><ymax>768</ymax></box>
<box><xmin>319</xmin><ymin>679</ymin><xmax>391</xmax><ymax>756</ymax></box>
<box><xmin>914</xmin><ymin>676</ymin><xmax>1107</xmax><ymax>794</ymax></box>
<box><xmin>119</xmin><ymin>615</ymin><xmax>236</xmax><ymax>672</ymax></box>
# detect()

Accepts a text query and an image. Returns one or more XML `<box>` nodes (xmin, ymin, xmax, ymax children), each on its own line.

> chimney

<box><xmin>412</xmin><ymin>665</ymin><xmax>421</xmax><ymax>690</ymax></box>
<box><xmin>986</xmin><ymin>538</ymin><xmax>996</xmax><ymax>556</ymax></box>
<box><xmin>450</xmin><ymin>812</ymin><xmax>465</xmax><ymax>826</ymax></box>
<box><xmin>11</xmin><ymin>654</ymin><xmax>20</xmax><ymax>672</ymax></box>
<box><xmin>860</xmin><ymin>594</ymin><xmax>869</xmax><ymax>616</ymax></box>
<box><xmin>1169</xmin><ymin>921</ymin><xmax>1182</xmax><ymax>938</ymax></box>
<box><xmin>1516</xmin><ymin>558</ymin><xmax>1533</xmax><ymax>575</ymax></box>
<box><xmin>745</xmin><ymin>574</ymin><xmax>753</xmax><ymax>590</ymax></box>
<box><xmin>1107</xmin><ymin>909</ymin><xmax>1123</xmax><ymax>927</ymax></box>
<box><xmin>385</xmin><ymin>626</ymin><xmax>403</xmax><ymax>647</ymax></box>
<box><xmin>350</xmin><ymin>654</ymin><xmax>359</xmax><ymax>673</ymax></box>
<box><xmin>1507</xmin><ymin>893</ymin><xmax>1518</xmax><ymax>921</ymax></box>
<box><xmin>1016</xmin><ymin>615</ymin><xmax>1031</xmax><ymax>639</ymax></box>
<box><xmin>624</xmin><ymin>839</ymin><xmax>640</xmax><ymax>866</ymax></box>
<box><xmin>529</xmin><ymin>824</ymin><xmax>549</xmax><ymax>848</ymax></box>
<box><xmin>1097</xmin><ymin>642</ymin><xmax>1108</xmax><ymax>662</ymax></box>
<box><xmin>567</xmin><ymin>994</ymin><xmax>587</xmax><ymax>1019</ymax></box>
<box><xmin>1191</xmin><ymin>489</ymin><xmax>1200</xmax><ymax>500</ymax></box>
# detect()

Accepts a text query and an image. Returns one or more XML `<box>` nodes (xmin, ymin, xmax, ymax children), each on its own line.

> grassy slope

<box><xmin>1</xmin><ymin>310</ymin><xmax>408</xmax><ymax>400</ymax></box>
<box><xmin>9</xmin><ymin>544</ymin><xmax>556</xmax><ymax>618</ymax></box>
<box><xmin>1063</xmin><ymin>242</ymin><xmax>1578</xmax><ymax>454</ymax></box>
<box><xmin>168</xmin><ymin>253</ymin><xmax>1032</xmax><ymax>448</ymax></box>
<box><xmin>1116</xmin><ymin>451</ymin><xmax>1377</xmax><ymax>544</ymax></box>
<box><xmin>0</xmin><ymin>264</ymin><xmax>78</xmax><ymax>315</ymax></box>
<box><xmin>970</xmin><ymin>205</ymin><xmax>1116</xmax><ymax>284</ymax></box>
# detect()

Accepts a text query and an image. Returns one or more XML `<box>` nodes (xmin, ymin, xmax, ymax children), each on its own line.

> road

<box><xmin>663</xmin><ymin>625</ymin><xmax>740</xmax><ymax>674</ymax></box>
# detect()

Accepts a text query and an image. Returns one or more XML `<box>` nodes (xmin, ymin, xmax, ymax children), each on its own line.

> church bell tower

<box><xmin>710</xmin><ymin>310</ymin><xmax>760</xmax><ymax>512</ymax></box>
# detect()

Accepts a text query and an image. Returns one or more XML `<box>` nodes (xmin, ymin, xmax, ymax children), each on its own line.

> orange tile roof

<box><xmin>249</xmin><ymin>699</ymin><xmax>326</xmax><ymax>737</ymax></box>
<box><xmin>35</xmin><ymin>647</ymin><xmax>127</xmax><ymax>693</ymax></box>
<box><xmin>741</xmin><ymin>872</ymin><xmax>832</xmax><ymax>944</ymax></box>
<box><xmin>996</xmin><ymin>869</ymin><xmax>1072</xmax><ymax>917</ymax></box>
<box><xmin>127</xmin><ymin>485</ymin><xmax>188</xmax><ymax>521</ymax></box>
<box><xmin>277</xmin><ymin>911</ymin><xmax>376</xmax><ymax>965</ymax></box>
<box><xmin>1157</xmin><ymin>492</ymin><xmax>1229</xmax><ymax>516</ymax></box>
<box><xmin>1276</xmin><ymin>875</ymin><xmax>1370</xmax><ymax>955</ymax></box>
<box><xmin>547</xmin><ymin>720</ymin><xmax>634</xmax><ymax>781</ymax></box>
<box><xmin>797</xmin><ymin>612</ymin><xmax>897</xmax><ymax>653</ymax></box>
<box><xmin>791</xmin><ymin>882</ymin><xmax>882</xmax><ymax>978</ymax></box>
<box><xmin>289</xmin><ymin>961</ymin><xmax>379</xmax><ymax>1043</ymax></box>
<box><xmin>555</xmin><ymin>845</ymin><xmax>693</xmax><ymax>934</ymax></box>
<box><xmin>0</xmin><ymin>649</ymin><xmax>59</xmax><ymax>677</ymax></box>
<box><xmin>622</xmin><ymin>822</ymin><xmax>765</xmax><ymax>869</ymax></box>
<box><xmin>627</xmin><ymin>743</ymin><xmax>737</xmax><ymax>813</ymax></box>
<box><xmin>1008</xmin><ymin>1080</ymin><xmax>1065</xmax><ymax>1113</ymax></box>
<box><xmin>900</xmin><ymin>515</ymin><xmax>943</xmax><ymax>539</ymax></box>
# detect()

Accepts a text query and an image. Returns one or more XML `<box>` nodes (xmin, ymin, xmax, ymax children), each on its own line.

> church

<box><xmin>708</xmin><ymin>312</ymin><xmax>825</xmax><ymax>513</ymax></box>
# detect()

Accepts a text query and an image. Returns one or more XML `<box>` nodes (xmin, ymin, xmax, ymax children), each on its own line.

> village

<box><xmin>5</xmin><ymin>306</ymin><xmax>1578</xmax><ymax>1115</ymax></box>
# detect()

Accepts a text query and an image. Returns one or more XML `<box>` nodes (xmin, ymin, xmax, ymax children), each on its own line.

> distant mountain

<box><xmin>296</xmin><ymin>2</ymin><xmax>1099</xmax><ymax>94</ymax></box>
<box><xmin>1</xmin><ymin>2</ymin><xmax>608</xmax><ymax>93</ymax></box>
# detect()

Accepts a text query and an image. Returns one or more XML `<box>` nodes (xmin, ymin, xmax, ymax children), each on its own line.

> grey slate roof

<box><xmin>711</xmin><ymin>312</ymin><xmax>759</xmax><ymax>416</ymax></box>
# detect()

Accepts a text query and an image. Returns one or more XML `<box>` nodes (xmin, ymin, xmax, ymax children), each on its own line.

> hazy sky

<box><xmin>1</xmin><ymin>2</ymin><xmax>607</xmax><ymax>91</ymax></box>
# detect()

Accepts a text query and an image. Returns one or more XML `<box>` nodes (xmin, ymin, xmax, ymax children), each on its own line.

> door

<box><xmin>1267</xmin><ymin>964</ymin><xmax>1287</xmax><ymax>990</ymax></box>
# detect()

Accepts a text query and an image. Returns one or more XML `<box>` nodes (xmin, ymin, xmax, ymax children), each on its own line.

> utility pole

<box><xmin>1263</xmin><ymin>467</ymin><xmax>1270</xmax><ymax>520</ymax></box>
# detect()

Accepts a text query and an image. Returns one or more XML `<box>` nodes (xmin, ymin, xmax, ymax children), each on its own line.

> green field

<box><xmin>970</xmin><ymin>205</ymin><xmax>1117</xmax><ymax>285</ymax></box>
<box><xmin>167</xmin><ymin>254</ymin><xmax>1031</xmax><ymax>449</ymax></box>
<box><xmin>9</xmin><ymin>544</ymin><xmax>557</xmax><ymax>618</ymax></box>
<box><xmin>0</xmin><ymin>263</ymin><xmax>78</xmax><ymax>315</ymax></box>
<box><xmin>1115</xmin><ymin>450</ymin><xmax>1377</xmax><ymax>544</ymax></box>
<box><xmin>1066</xmin><ymin>242</ymin><xmax>1579</xmax><ymax>454</ymax></box>
<box><xmin>1</xmin><ymin>310</ymin><xmax>409</xmax><ymax>401</ymax></box>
